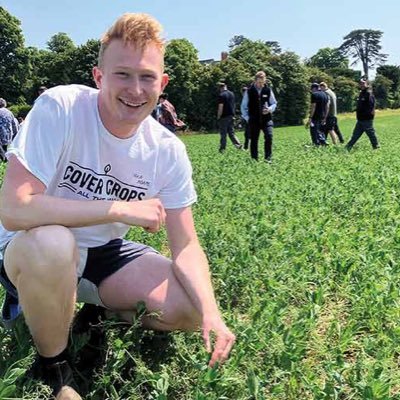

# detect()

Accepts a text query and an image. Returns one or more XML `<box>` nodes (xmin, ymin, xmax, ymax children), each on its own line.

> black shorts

<box><xmin>325</xmin><ymin>116</ymin><xmax>337</xmax><ymax>131</ymax></box>
<box><xmin>0</xmin><ymin>238</ymin><xmax>157</xmax><ymax>307</ymax></box>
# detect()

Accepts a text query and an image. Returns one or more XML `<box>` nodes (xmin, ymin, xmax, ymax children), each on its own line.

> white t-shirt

<box><xmin>0</xmin><ymin>84</ymin><xmax>197</xmax><ymax>248</ymax></box>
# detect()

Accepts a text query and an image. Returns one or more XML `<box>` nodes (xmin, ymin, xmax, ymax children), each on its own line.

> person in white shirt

<box><xmin>0</xmin><ymin>13</ymin><xmax>235</xmax><ymax>399</ymax></box>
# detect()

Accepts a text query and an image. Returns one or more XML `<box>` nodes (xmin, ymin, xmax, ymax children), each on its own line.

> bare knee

<box><xmin>4</xmin><ymin>225</ymin><xmax>78</xmax><ymax>285</ymax></box>
<box><xmin>143</xmin><ymin>299</ymin><xmax>201</xmax><ymax>332</ymax></box>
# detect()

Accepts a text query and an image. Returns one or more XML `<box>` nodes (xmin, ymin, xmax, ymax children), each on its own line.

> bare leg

<box><xmin>4</xmin><ymin>225</ymin><xmax>78</xmax><ymax>357</ymax></box>
<box><xmin>328</xmin><ymin>129</ymin><xmax>338</xmax><ymax>145</ymax></box>
<box><xmin>98</xmin><ymin>252</ymin><xmax>201</xmax><ymax>331</ymax></box>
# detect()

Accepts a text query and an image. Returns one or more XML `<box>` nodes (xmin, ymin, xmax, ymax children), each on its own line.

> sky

<box><xmin>2</xmin><ymin>0</ymin><xmax>400</xmax><ymax>73</ymax></box>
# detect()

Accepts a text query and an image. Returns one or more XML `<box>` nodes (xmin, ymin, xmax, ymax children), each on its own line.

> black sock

<box><xmin>38</xmin><ymin>348</ymin><xmax>69</xmax><ymax>366</ymax></box>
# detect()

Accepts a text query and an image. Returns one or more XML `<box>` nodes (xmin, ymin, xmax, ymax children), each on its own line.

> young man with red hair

<box><xmin>0</xmin><ymin>13</ymin><xmax>235</xmax><ymax>399</ymax></box>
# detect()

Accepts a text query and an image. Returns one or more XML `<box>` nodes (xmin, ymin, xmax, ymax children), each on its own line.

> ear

<box><xmin>92</xmin><ymin>66</ymin><xmax>103</xmax><ymax>89</ymax></box>
<box><xmin>161</xmin><ymin>73</ymin><xmax>169</xmax><ymax>92</ymax></box>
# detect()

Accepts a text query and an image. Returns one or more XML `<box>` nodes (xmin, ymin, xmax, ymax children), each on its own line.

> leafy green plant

<box><xmin>1</xmin><ymin>110</ymin><xmax>400</xmax><ymax>399</ymax></box>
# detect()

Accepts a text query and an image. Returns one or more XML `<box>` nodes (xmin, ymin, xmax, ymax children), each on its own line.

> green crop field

<box><xmin>1</xmin><ymin>111</ymin><xmax>400</xmax><ymax>399</ymax></box>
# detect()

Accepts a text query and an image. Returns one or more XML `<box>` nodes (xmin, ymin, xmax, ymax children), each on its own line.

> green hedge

<box><xmin>8</xmin><ymin>104</ymin><xmax>32</xmax><ymax>118</ymax></box>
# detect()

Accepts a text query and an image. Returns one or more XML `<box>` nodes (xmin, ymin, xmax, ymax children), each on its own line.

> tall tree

<box><xmin>265</xmin><ymin>41</ymin><xmax>282</xmax><ymax>55</ymax></box>
<box><xmin>228</xmin><ymin>35</ymin><xmax>247</xmax><ymax>50</ymax></box>
<box><xmin>23</xmin><ymin>46</ymin><xmax>51</xmax><ymax>102</ymax></box>
<box><xmin>0</xmin><ymin>7</ymin><xmax>30</xmax><ymax>103</ymax></box>
<box><xmin>270</xmin><ymin>52</ymin><xmax>309</xmax><ymax>125</ymax></box>
<box><xmin>376</xmin><ymin>65</ymin><xmax>400</xmax><ymax>94</ymax></box>
<box><xmin>339</xmin><ymin>29</ymin><xmax>387</xmax><ymax>79</ymax></box>
<box><xmin>70</xmin><ymin>39</ymin><xmax>100</xmax><ymax>87</ymax></box>
<box><xmin>307</xmin><ymin>47</ymin><xmax>349</xmax><ymax>70</ymax></box>
<box><xmin>229</xmin><ymin>39</ymin><xmax>274</xmax><ymax>79</ymax></box>
<box><xmin>47</xmin><ymin>32</ymin><xmax>75</xmax><ymax>54</ymax></box>
<box><xmin>333</xmin><ymin>76</ymin><xmax>359</xmax><ymax>113</ymax></box>
<box><xmin>42</xmin><ymin>33</ymin><xmax>76</xmax><ymax>86</ymax></box>
<box><xmin>373</xmin><ymin>75</ymin><xmax>393</xmax><ymax>109</ymax></box>
<box><xmin>164</xmin><ymin>38</ymin><xmax>202</xmax><ymax>123</ymax></box>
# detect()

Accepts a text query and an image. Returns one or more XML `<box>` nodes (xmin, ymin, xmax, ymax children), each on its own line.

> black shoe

<box><xmin>30</xmin><ymin>359</ymin><xmax>81</xmax><ymax>399</ymax></box>
<box><xmin>236</xmin><ymin>144</ymin><xmax>243</xmax><ymax>150</ymax></box>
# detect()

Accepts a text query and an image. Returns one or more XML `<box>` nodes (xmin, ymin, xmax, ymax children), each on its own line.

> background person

<box><xmin>0</xmin><ymin>13</ymin><xmax>235</xmax><ymax>399</ymax></box>
<box><xmin>217</xmin><ymin>82</ymin><xmax>242</xmax><ymax>153</ymax></box>
<box><xmin>241</xmin><ymin>86</ymin><xmax>251</xmax><ymax>150</ymax></box>
<box><xmin>0</xmin><ymin>98</ymin><xmax>18</xmax><ymax>162</ymax></box>
<box><xmin>319</xmin><ymin>82</ymin><xmax>344</xmax><ymax>144</ymax></box>
<box><xmin>38</xmin><ymin>86</ymin><xmax>48</xmax><ymax>96</ymax></box>
<box><xmin>346</xmin><ymin>79</ymin><xmax>380</xmax><ymax>150</ymax></box>
<box><xmin>241</xmin><ymin>71</ymin><xmax>277</xmax><ymax>162</ymax></box>
<box><xmin>306</xmin><ymin>83</ymin><xmax>329</xmax><ymax>146</ymax></box>
<box><xmin>158</xmin><ymin>92</ymin><xmax>185</xmax><ymax>133</ymax></box>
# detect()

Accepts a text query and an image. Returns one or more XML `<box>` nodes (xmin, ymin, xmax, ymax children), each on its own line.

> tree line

<box><xmin>1</xmin><ymin>6</ymin><xmax>400</xmax><ymax>131</ymax></box>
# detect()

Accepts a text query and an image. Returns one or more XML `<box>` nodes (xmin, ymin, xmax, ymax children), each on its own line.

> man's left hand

<box><xmin>202</xmin><ymin>315</ymin><xmax>236</xmax><ymax>367</ymax></box>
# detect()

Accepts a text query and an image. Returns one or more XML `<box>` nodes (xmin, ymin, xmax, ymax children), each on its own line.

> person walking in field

<box><xmin>0</xmin><ymin>13</ymin><xmax>235</xmax><ymax>399</ymax></box>
<box><xmin>346</xmin><ymin>78</ymin><xmax>380</xmax><ymax>150</ymax></box>
<box><xmin>217</xmin><ymin>82</ymin><xmax>242</xmax><ymax>153</ymax></box>
<box><xmin>319</xmin><ymin>82</ymin><xmax>344</xmax><ymax>144</ymax></box>
<box><xmin>306</xmin><ymin>83</ymin><xmax>329</xmax><ymax>146</ymax></box>
<box><xmin>241</xmin><ymin>71</ymin><xmax>277</xmax><ymax>162</ymax></box>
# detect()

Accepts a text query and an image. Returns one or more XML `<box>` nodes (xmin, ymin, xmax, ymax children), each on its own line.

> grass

<box><xmin>1</xmin><ymin>110</ymin><xmax>400</xmax><ymax>399</ymax></box>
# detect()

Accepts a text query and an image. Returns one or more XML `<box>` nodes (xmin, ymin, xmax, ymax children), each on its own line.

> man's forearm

<box><xmin>171</xmin><ymin>242</ymin><xmax>220</xmax><ymax>316</ymax></box>
<box><xmin>0</xmin><ymin>193</ymin><xmax>122</xmax><ymax>231</ymax></box>
<box><xmin>217</xmin><ymin>104</ymin><xmax>223</xmax><ymax>120</ymax></box>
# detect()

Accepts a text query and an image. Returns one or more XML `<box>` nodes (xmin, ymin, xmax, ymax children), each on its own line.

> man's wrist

<box><xmin>109</xmin><ymin>200</ymin><xmax>125</xmax><ymax>224</ymax></box>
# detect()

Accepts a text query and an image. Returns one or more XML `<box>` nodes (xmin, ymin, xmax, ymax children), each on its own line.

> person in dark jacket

<box><xmin>306</xmin><ymin>83</ymin><xmax>329</xmax><ymax>146</ymax></box>
<box><xmin>346</xmin><ymin>79</ymin><xmax>380</xmax><ymax>150</ymax></box>
<box><xmin>217</xmin><ymin>82</ymin><xmax>242</xmax><ymax>152</ymax></box>
<box><xmin>241</xmin><ymin>71</ymin><xmax>277</xmax><ymax>162</ymax></box>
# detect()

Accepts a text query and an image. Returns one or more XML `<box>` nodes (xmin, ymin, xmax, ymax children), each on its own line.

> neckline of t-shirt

<box><xmin>94</xmin><ymin>93</ymin><xmax>142</xmax><ymax>145</ymax></box>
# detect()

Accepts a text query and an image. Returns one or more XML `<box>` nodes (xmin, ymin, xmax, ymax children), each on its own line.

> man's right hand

<box><xmin>113</xmin><ymin>199</ymin><xmax>166</xmax><ymax>233</ymax></box>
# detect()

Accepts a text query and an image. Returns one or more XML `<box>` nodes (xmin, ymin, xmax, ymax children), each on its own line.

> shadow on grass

<box><xmin>70</xmin><ymin>304</ymin><xmax>176</xmax><ymax>398</ymax></box>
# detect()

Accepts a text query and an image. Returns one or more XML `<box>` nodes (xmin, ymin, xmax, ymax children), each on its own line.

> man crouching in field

<box><xmin>0</xmin><ymin>13</ymin><xmax>235</xmax><ymax>399</ymax></box>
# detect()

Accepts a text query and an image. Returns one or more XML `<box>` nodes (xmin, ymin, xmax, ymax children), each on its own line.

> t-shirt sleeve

<box><xmin>311</xmin><ymin>93</ymin><xmax>316</xmax><ymax>104</ymax></box>
<box><xmin>158</xmin><ymin>142</ymin><xmax>197</xmax><ymax>209</ymax></box>
<box><xmin>217</xmin><ymin>94</ymin><xmax>224</xmax><ymax>104</ymax></box>
<box><xmin>6</xmin><ymin>95</ymin><xmax>67</xmax><ymax>187</ymax></box>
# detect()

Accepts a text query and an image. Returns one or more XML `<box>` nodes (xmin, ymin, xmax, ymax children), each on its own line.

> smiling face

<box><xmin>93</xmin><ymin>39</ymin><xmax>168</xmax><ymax>138</ymax></box>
